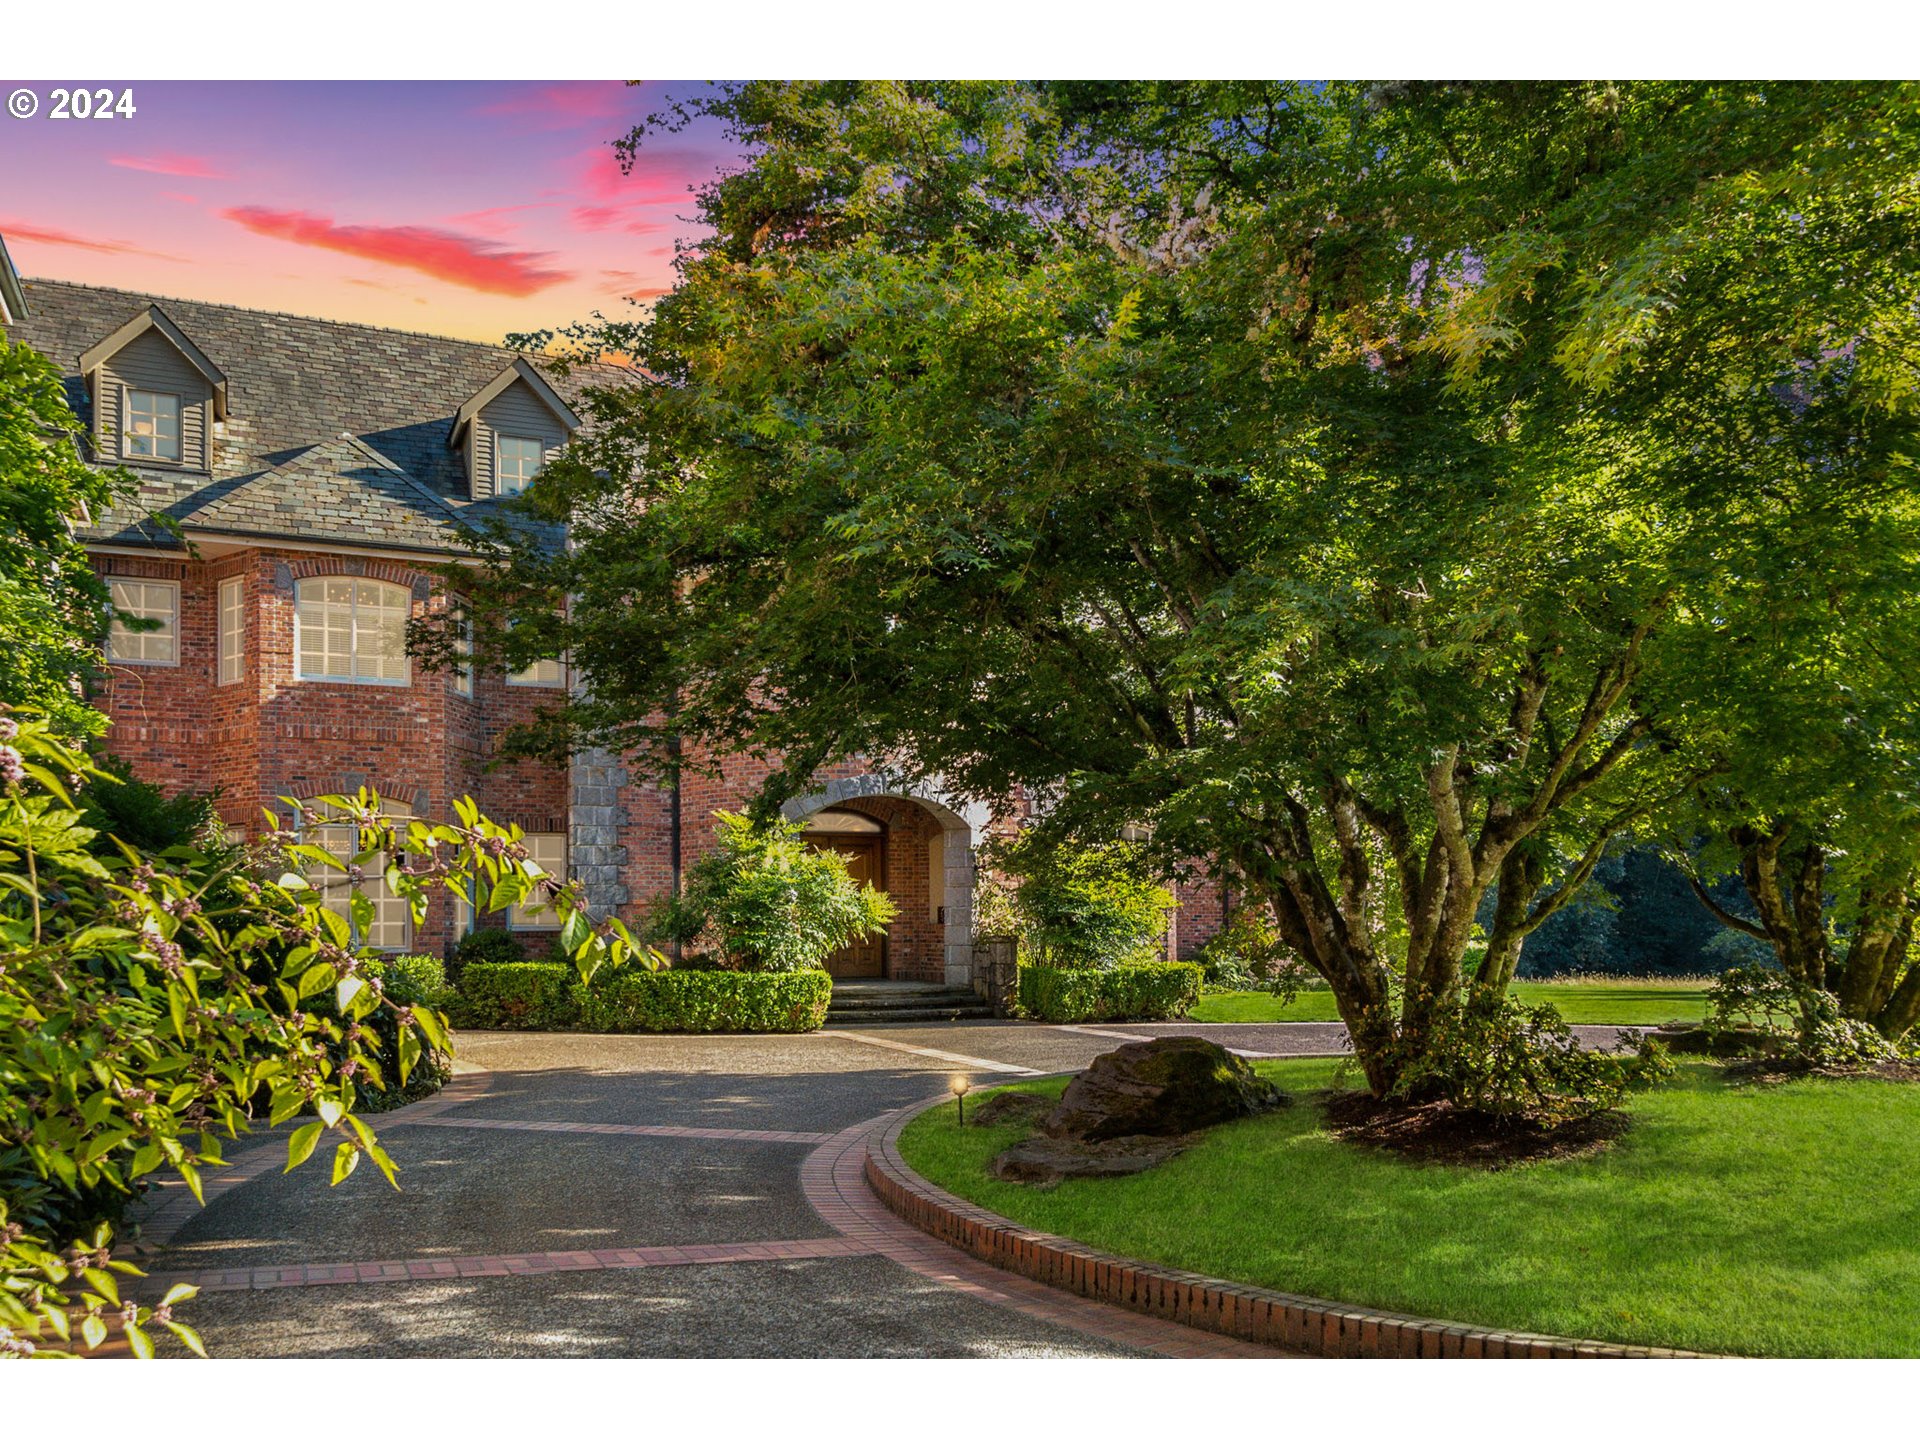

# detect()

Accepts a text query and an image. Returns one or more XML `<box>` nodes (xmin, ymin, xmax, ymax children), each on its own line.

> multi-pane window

<box><xmin>217</xmin><ymin>576</ymin><xmax>245</xmax><ymax>684</ymax></box>
<box><xmin>495</xmin><ymin>435</ymin><xmax>545</xmax><ymax>496</ymax></box>
<box><xmin>508</xmin><ymin>656</ymin><xmax>565</xmax><ymax>687</ymax></box>
<box><xmin>294</xmin><ymin>577</ymin><xmax>411</xmax><ymax>685</ymax></box>
<box><xmin>309</xmin><ymin>801</ymin><xmax>415</xmax><ymax>951</ymax></box>
<box><xmin>125</xmin><ymin>390</ymin><xmax>182</xmax><ymax>462</ymax></box>
<box><xmin>452</xmin><ymin>615</ymin><xmax>474</xmax><ymax>697</ymax></box>
<box><xmin>508</xmin><ymin>833</ymin><xmax>567</xmax><ymax>930</ymax></box>
<box><xmin>107</xmin><ymin>578</ymin><xmax>179</xmax><ymax>665</ymax></box>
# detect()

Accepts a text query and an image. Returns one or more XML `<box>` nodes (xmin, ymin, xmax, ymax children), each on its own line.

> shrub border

<box><xmin>865</xmin><ymin>1087</ymin><xmax>1712</xmax><ymax>1360</ymax></box>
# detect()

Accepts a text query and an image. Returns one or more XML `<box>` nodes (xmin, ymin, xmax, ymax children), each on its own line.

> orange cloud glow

<box><xmin>219</xmin><ymin>206</ymin><xmax>575</xmax><ymax>296</ymax></box>
<box><xmin>109</xmin><ymin>152</ymin><xmax>228</xmax><ymax>179</ymax></box>
<box><xmin>0</xmin><ymin>220</ymin><xmax>181</xmax><ymax>261</ymax></box>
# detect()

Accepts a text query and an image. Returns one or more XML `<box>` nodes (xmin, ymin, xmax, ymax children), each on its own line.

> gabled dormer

<box><xmin>449</xmin><ymin>357</ymin><xmax>580</xmax><ymax>500</ymax></box>
<box><xmin>0</xmin><ymin>233</ymin><xmax>26</xmax><ymax>327</ymax></box>
<box><xmin>78</xmin><ymin>304</ymin><xmax>228</xmax><ymax>471</ymax></box>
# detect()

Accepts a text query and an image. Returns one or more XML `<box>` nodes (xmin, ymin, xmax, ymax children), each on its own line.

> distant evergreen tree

<box><xmin>1511</xmin><ymin>845</ymin><xmax>1760</xmax><ymax>977</ymax></box>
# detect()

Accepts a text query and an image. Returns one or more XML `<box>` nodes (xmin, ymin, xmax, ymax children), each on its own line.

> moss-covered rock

<box><xmin>1041</xmin><ymin>1035</ymin><xmax>1287</xmax><ymax>1143</ymax></box>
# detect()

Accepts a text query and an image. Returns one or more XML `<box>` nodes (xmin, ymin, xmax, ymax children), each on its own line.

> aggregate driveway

<box><xmin>132</xmin><ymin>1016</ymin><xmax>1638</xmax><ymax>1358</ymax></box>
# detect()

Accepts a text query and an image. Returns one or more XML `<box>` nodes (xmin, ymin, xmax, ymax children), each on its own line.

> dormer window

<box><xmin>78</xmin><ymin>304</ymin><xmax>227</xmax><ymax>471</ymax></box>
<box><xmin>496</xmin><ymin>435</ymin><xmax>545</xmax><ymax>496</ymax></box>
<box><xmin>126</xmin><ymin>390</ymin><xmax>183</xmax><ymax>462</ymax></box>
<box><xmin>450</xmin><ymin>357</ymin><xmax>581</xmax><ymax>500</ymax></box>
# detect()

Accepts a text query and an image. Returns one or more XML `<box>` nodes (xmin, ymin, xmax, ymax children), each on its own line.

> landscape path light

<box><xmin>950</xmin><ymin>1072</ymin><xmax>971</xmax><ymax>1126</ymax></box>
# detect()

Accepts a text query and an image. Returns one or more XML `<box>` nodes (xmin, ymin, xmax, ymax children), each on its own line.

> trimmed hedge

<box><xmin>1017</xmin><ymin>961</ymin><xmax>1204</xmax><ymax>1023</ymax></box>
<box><xmin>577</xmin><ymin>969</ymin><xmax>833</xmax><ymax>1034</ymax></box>
<box><xmin>446</xmin><ymin>962</ymin><xmax>583</xmax><ymax>1031</ymax></box>
<box><xmin>447</xmin><ymin>962</ymin><xmax>831</xmax><ymax>1034</ymax></box>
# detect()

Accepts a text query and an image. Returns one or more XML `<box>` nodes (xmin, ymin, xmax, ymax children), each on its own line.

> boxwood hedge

<box><xmin>445</xmin><ymin>962</ymin><xmax>584</xmax><ymax>1031</ymax></box>
<box><xmin>1016</xmin><ymin>961</ymin><xmax>1204</xmax><ymax>1023</ymax></box>
<box><xmin>578</xmin><ymin>969</ymin><xmax>833</xmax><ymax>1034</ymax></box>
<box><xmin>448</xmin><ymin>962</ymin><xmax>832</xmax><ymax>1034</ymax></box>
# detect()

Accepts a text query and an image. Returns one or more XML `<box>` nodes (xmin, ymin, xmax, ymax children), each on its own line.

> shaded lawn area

<box><xmin>1191</xmin><ymin>980</ymin><xmax>1711</xmax><ymax>1026</ymax></box>
<box><xmin>899</xmin><ymin>1060</ymin><xmax>1920</xmax><ymax>1357</ymax></box>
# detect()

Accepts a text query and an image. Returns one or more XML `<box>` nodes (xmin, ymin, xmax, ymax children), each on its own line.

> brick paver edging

<box><xmin>865</xmin><ymin>1093</ymin><xmax>1712</xmax><ymax>1360</ymax></box>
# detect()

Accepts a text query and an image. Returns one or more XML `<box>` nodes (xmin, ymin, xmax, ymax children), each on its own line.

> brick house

<box><xmin>1</xmin><ymin>241</ymin><xmax>1226</xmax><ymax>981</ymax></box>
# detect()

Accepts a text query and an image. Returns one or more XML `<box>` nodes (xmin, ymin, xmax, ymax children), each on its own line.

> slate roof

<box><xmin>5</xmin><ymin>277</ymin><xmax>631</xmax><ymax>555</ymax></box>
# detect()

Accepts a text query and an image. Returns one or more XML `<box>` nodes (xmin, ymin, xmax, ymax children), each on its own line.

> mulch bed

<box><xmin>1726</xmin><ymin>1056</ymin><xmax>1920</xmax><ymax>1086</ymax></box>
<box><xmin>1321</xmin><ymin>1089</ymin><xmax>1629</xmax><ymax>1169</ymax></box>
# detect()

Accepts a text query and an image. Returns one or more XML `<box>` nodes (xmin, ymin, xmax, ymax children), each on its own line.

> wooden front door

<box><xmin>809</xmin><ymin>834</ymin><xmax>886</xmax><ymax>977</ymax></box>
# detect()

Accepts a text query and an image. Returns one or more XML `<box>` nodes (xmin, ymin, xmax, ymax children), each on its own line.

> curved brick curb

<box><xmin>866</xmin><ymin>1092</ymin><xmax>1711</xmax><ymax>1360</ymax></box>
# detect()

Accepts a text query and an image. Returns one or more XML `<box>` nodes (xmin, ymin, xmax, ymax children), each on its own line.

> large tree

<box><xmin>0</xmin><ymin>336</ymin><xmax>129</xmax><ymax>738</ymax></box>
<box><xmin>451</xmin><ymin>81</ymin><xmax>1920</xmax><ymax>1094</ymax></box>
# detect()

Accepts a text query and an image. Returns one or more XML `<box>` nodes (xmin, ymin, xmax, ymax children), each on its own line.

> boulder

<box><xmin>989</xmin><ymin>1132</ymin><xmax>1195</xmax><ymax>1186</ymax></box>
<box><xmin>968</xmin><ymin>1089</ymin><xmax>1052</xmax><ymax>1127</ymax></box>
<box><xmin>1040</xmin><ymin>1035</ymin><xmax>1286</xmax><ymax>1143</ymax></box>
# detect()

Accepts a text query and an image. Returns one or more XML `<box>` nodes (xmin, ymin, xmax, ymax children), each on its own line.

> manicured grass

<box><xmin>1191</xmin><ymin>978</ymin><xmax>1711</xmax><ymax>1026</ymax></box>
<box><xmin>899</xmin><ymin>1060</ymin><xmax>1920</xmax><ymax>1357</ymax></box>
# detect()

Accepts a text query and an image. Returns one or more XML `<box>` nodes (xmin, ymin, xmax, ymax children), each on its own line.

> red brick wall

<box><xmin>1170</xmin><ymin>875</ymin><xmax>1228</xmax><ymax>959</ymax></box>
<box><xmin>91</xmin><ymin>549</ymin><xmax>1225</xmax><ymax>970</ymax></box>
<box><xmin>91</xmin><ymin>544</ymin><xmax>568</xmax><ymax>955</ymax></box>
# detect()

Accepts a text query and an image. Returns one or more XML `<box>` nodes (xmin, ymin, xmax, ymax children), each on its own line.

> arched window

<box><xmin>308</xmin><ymin>799</ymin><xmax>415</xmax><ymax>952</ymax></box>
<box><xmin>295</xmin><ymin>577</ymin><xmax>411</xmax><ymax>684</ymax></box>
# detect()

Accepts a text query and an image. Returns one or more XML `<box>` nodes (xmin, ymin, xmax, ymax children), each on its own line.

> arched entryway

<box><xmin>800</xmin><ymin>807</ymin><xmax>888</xmax><ymax>976</ymax></box>
<box><xmin>784</xmin><ymin>774</ymin><xmax>987</xmax><ymax>986</ymax></box>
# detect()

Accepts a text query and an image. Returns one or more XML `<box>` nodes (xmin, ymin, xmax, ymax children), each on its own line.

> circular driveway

<box><xmin>131</xmin><ymin>1017</ymin><xmax>1635</xmax><ymax>1357</ymax></box>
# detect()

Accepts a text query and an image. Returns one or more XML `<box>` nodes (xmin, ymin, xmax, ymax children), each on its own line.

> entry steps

<box><xmin>825</xmin><ymin>979</ymin><xmax>996</xmax><ymax>1025</ymax></box>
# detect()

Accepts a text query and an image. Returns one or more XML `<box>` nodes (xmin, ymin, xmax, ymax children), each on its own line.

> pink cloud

<box><xmin>109</xmin><ymin>151</ymin><xmax>227</xmax><ymax>179</ymax></box>
<box><xmin>219</xmin><ymin>206</ymin><xmax>574</xmax><ymax>296</ymax></box>
<box><xmin>444</xmin><ymin>201</ymin><xmax>559</xmax><ymax>237</ymax></box>
<box><xmin>575</xmin><ymin>144</ymin><xmax>698</xmax><ymax>206</ymax></box>
<box><xmin>479</xmin><ymin>82</ymin><xmax>634</xmax><ymax>130</ymax></box>
<box><xmin>0</xmin><ymin>220</ymin><xmax>180</xmax><ymax>261</ymax></box>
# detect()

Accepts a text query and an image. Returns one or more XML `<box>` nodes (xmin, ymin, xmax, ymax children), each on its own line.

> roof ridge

<box><xmin>20</xmin><ymin>275</ymin><xmax>540</xmax><ymax>357</ymax></box>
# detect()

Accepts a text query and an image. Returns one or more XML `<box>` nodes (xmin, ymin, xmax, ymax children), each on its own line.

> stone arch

<box><xmin>783</xmin><ymin>773</ymin><xmax>990</xmax><ymax>987</ymax></box>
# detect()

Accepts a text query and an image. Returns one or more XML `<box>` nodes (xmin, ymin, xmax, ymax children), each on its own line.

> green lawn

<box><xmin>1191</xmin><ymin>979</ymin><xmax>1710</xmax><ymax>1026</ymax></box>
<box><xmin>899</xmin><ymin>1060</ymin><xmax>1920</xmax><ymax>1357</ymax></box>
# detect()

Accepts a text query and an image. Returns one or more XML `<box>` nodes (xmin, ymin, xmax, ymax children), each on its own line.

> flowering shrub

<box><xmin>1384</xmin><ymin>994</ymin><xmax>1674</xmax><ymax>1121</ymax></box>
<box><xmin>1706</xmin><ymin>964</ymin><xmax>1903</xmax><ymax>1067</ymax></box>
<box><xmin>0</xmin><ymin>709</ymin><xmax>648</xmax><ymax>1358</ymax></box>
<box><xmin>645</xmin><ymin>811</ymin><xmax>895</xmax><ymax>972</ymax></box>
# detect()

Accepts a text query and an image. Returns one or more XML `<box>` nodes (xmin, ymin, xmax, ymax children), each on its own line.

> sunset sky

<box><xmin>0</xmin><ymin>80</ymin><xmax>742</xmax><ymax>345</ymax></box>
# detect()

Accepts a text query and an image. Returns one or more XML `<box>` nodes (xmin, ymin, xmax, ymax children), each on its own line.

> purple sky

<box><xmin>0</xmin><ymin>80</ymin><xmax>743</xmax><ymax>345</ymax></box>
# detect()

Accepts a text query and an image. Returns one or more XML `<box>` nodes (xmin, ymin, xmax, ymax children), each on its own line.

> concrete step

<box><xmin>826</xmin><ymin>983</ymin><xmax>995</xmax><ymax>1025</ymax></box>
<box><xmin>826</xmin><ymin>1004</ymin><xmax>996</xmax><ymax>1026</ymax></box>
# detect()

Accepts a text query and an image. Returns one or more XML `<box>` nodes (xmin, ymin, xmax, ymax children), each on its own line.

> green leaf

<box><xmin>162</xmin><ymin>1282</ymin><xmax>201</xmax><ymax>1307</ymax></box>
<box><xmin>163</xmin><ymin>1320</ymin><xmax>209</xmax><ymax>1359</ymax></box>
<box><xmin>80</xmin><ymin>1311</ymin><xmax>107</xmax><ymax>1350</ymax></box>
<box><xmin>285</xmin><ymin>1121</ymin><xmax>323</xmax><ymax>1171</ymax></box>
<box><xmin>330</xmin><ymin>1141</ymin><xmax>360</xmax><ymax>1185</ymax></box>
<box><xmin>125</xmin><ymin>1322</ymin><xmax>154</xmax><ymax>1360</ymax></box>
<box><xmin>363</xmin><ymin>1139</ymin><xmax>400</xmax><ymax>1190</ymax></box>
